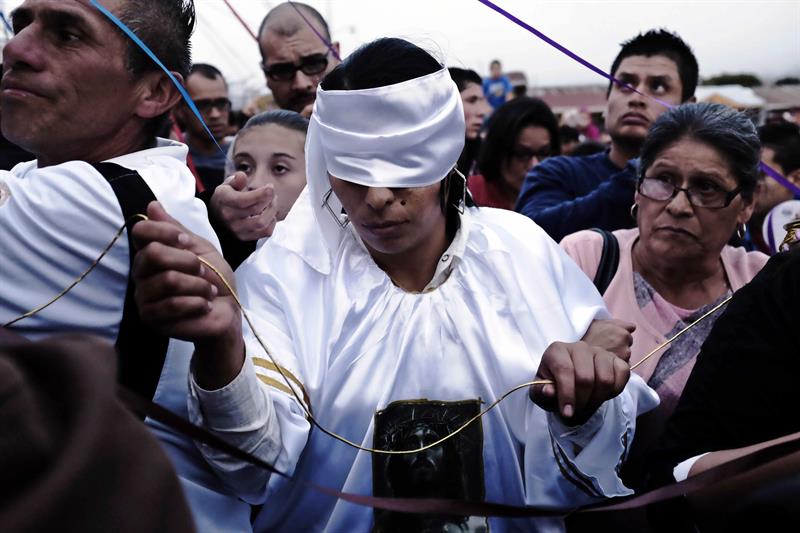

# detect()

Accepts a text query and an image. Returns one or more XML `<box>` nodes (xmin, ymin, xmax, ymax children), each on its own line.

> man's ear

<box><xmin>331</xmin><ymin>41</ymin><xmax>341</xmax><ymax>59</ymax></box>
<box><xmin>135</xmin><ymin>71</ymin><xmax>184</xmax><ymax>120</ymax></box>
<box><xmin>687</xmin><ymin>95</ymin><xmax>697</xmax><ymax>103</ymax></box>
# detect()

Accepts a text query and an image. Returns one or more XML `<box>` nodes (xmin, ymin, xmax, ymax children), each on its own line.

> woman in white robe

<box><xmin>132</xmin><ymin>38</ymin><xmax>658</xmax><ymax>532</ymax></box>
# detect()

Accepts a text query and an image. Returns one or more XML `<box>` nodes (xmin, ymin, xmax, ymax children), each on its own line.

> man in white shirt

<box><xmin>0</xmin><ymin>1</ymin><xmax>252</xmax><ymax>530</ymax></box>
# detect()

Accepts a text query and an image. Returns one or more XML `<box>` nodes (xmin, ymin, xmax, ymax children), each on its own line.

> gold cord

<box><xmin>781</xmin><ymin>219</ymin><xmax>800</xmax><ymax>251</ymax></box>
<box><xmin>5</xmin><ymin>215</ymin><xmax>730</xmax><ymax>455</ymax></box>
<box><xmin>3</xmin><ymin>214</ymin><xmax>147</xmax><ymax>328</ymax></box>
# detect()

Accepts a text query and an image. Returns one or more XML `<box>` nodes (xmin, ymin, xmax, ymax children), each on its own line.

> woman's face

<box><xmin>329</xmin><ymin>176</ymin><xmax>446</xmax><ymax>258</ymax></box>
<box><xmin>232</xmin><ymin>123</ymin><xmax>307</xmax><ymax>221</ymax></box>
<box><xmin>501</xmin><ymin>125</ymin><xmax>552</xmax><ymax>192</ymax></box>
<box><xmin>460</xmin><ymin>82</ymin><xmax>490</xmax><ymax>141</ymax></box>
<box><xmin>636</xmin><ymin>136</ymin><xmax>754</xmax><ymax>263</ymax></box>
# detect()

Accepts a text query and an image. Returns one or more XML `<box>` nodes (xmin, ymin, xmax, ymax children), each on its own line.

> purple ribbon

<box><xmin>476</xmin><ymin>0</ymin><xmax>674</xmax><ymax>109</ymax></box>
<box><xmin>477</xmin><ymin>0</ymin><xmax>800</xmax><ymax>196</ymax></box>
<box><xmin>288</xmin><ymin>1</ymin><xmax>341</xmax><ymax>61</ymax></box>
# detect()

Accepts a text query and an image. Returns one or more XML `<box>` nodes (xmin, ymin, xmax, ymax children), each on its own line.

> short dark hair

<box><xmin>447</xmin><ymin>67</ymin><xmax>482</xmax><ymax>92</ymax></box>
<box><xmin>758</xmin><ymin>121</ymin><xmax>800</xmax><ymax>150</ymax></box>
<box><xmin>189</xmin><ymin>63</ymin><xmax>225</xmax><ymax>82</ymax></box>
<box><xmin>119</xmin><ymin>0</ymin><xmax>195</xmax><ymax>79</ymax></box>
<box><xmin>608</xmin><ymin>29</ymin><xmax>698</xmax><ymax>102</ymax></box>
<box><xmin>639</xmin><ymin>102</ymin><xmax>761</xmax><ymax>201</ymax></box>
<box><xmin>117</xmin><ymin>0</ymin><xmax>196</xmax><ymax>141</ymax></box>
<box><xmin>490</xmin><ymin>60</ymin><xmax>501</xmax><ymax>68</ymax></box>
<box><xmin>478</xmin><ymin>96</ymin><xmax>560</xmax><ymax>184</ymax></box>
<box><xmin>774</xmin><ymin>137</ymin><xmax>800</xmax><ymax>176</ymax></box>
<box><xmin>258</xmin><ymin>2</ymin><xmax>330</xmax><ymax>44</ymax></box>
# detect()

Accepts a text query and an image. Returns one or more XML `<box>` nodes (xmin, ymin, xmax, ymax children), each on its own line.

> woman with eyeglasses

<box><xmin>130</xmin><ymin>38</ymin><xmax>657</xmax><ymax>531</ymax></box>
<box><xmin>468</xmin><ymin>96</ymin><xmax>560</xmax><ymax>210</ymax></box>
<box><xmin>561</xmin><ymin>102</ymin><xmax>768</xmax><ymax>489</ymax></box>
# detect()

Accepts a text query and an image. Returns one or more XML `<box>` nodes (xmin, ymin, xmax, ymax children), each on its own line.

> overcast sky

<box><xmin>2</xmin><ymin>0</ymin><xmax>798</xmax><ymax>98</ymax></box>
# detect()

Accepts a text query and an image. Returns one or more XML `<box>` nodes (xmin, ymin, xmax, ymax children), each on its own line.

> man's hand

<box><xmin>210</xmin><ymin>172</ymin><xmax>278</xmax><ymax>242</ymax></box>
<box><xmin>530</xmin><ymin>341</ymin><xmax>630</xmax><ymax>425</ymax></box>
<box><xmin>582</xmin><ymin>319</ymin><xmax>635</xmax><ymax>359</ymax></box>
<box><xmin>132</xmin><ymin>202</ymin><xmax>244</xmax><ymax>389</ymax></box>
<box><xmin>132</xmin><ymin>202</ymin><xmax>240</xmax><ymax>342</ymax></box>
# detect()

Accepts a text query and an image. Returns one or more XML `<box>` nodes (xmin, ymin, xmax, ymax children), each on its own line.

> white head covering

<box><xmin>305</xmin><ymin>67</ymin><xmax>466</xmax><ymax>259</ymax></box>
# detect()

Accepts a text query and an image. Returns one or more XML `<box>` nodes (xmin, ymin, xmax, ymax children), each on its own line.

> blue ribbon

<box><xmin>477</xmin><ymin>0</ymin><xmax>800</xmax><ymax>196</ymax></box>
<box><xmin>288</xmin><ymin>0</ymin><xmax>341</xmax><ymax>61</ymax></box>
<box><xmin>89</xmin><ymin>0</ymin><xmax>227</xmax><ymax>158</ymax></box>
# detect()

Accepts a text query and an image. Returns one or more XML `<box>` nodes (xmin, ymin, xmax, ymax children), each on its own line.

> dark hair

<box><xmin>759</xmin><ymin>121</ymin><xmax>800</xmax><ymax>175</ymax></box>
<box><xmin>639</xmin><ymin>103</ymin><xmax>761</xmax><ymax>201</ymax></box>
<box><xmin>321</xmin><ymin>37</ymin><xmax>441</xmax><ymax>91</ymax></box>
<box><xmin>321</xmin><ymin>37</ymin><xmax>471</xmax><ymax>229</ymax></box>
<box><xmin>448</xmin><ymin>67</ymin><xmax>482</xmax><ymax>92</ymax></box>
<box><xmin>559</xmin><ymin>125</ymin><xmax>580</xmax><ymax>145</ymax></box>
<box><xmin>189</xmin><ymin>63</ymin><xmax>224</xmax><ymax>82</ymax></box>
<box><xmin>119</xmin><ymin>1</ymin><xmax>195</xmax><ymax>78</ymax></box>
<box><xmin>490</xmin><ymin>59</ymin><xmax>501</xmax><ymax>68</ymax></box>
<box><xmin>478</xmin><ymin>96</ymin><xmax>560</xmax><ymax>184</ymax></box>
<box><xmin>118</xmin><ymin>0</ymin><xmax>196</xmax><ymax>141</ymax></box>
<box><xmin>258</xmin><ymin>2</ymin><xmax>331</xmax><ymax>44</ymax></box>
<box><xmin>241</xmin><ymin>109</ymin><xmax>309</xmax><ymax>135</ymax></box>
<box><xmin>608</xmin><ymin>29</ymin><xmax>698</xmax><ymax>102</ymax></box>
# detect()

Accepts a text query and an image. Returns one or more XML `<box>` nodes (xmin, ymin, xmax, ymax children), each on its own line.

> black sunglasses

<box><xmin>193</xmin><ymin>97</ymin><xmax>232</xmax><ymax>114</ymax></box>
<box><xmin>262</xmin><ymin>52</ymin><xmax>329</xmax><ymax>82</ymax></box>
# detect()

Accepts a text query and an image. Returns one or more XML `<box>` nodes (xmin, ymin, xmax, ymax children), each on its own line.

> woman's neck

<box><xmin>368</xmin><ymin>222</ymin><xmax>450</xmax><ymax>293</ymax></box>
<box><xmin>631</xmin><ymin>239</ymin><xmax>729</xmax><ymax>309</ymax></box>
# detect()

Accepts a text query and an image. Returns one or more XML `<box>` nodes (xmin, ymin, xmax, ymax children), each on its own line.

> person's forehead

<box><xmin>237</xmin><ymin>123</ymin><xmax>305</xmax><ymax>154</ymax></box>
<box><xmin>16</xmin><ymin>0</ymin><xmax>124</xmax><ymax>28</ymax></box>
<box><xmin>260</xmin><ymin>27</ymin><xmax>328</xmax><ymax>63</ymax></box>
<box><xmin>461</xmin><ymin>82</ymin><xmax>482</xmax><ymax>95</ymax></box>
<box><xmin>614</xmin><ymin>54</ymin><xmax>680</xmax><ymax>78</ymax></box>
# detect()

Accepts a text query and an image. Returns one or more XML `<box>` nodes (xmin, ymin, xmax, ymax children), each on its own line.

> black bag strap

<box><xmin>91</xmin><ymin>162</ymin><xmax>169</xmax><ymax>405</ymax></box>
<box><xmin>589</xmin><ymin>228</ymin><xmax>620</xmax><ymax>295</ymax></box>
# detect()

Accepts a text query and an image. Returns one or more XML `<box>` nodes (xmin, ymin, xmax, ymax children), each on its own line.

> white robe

<box><xmin>189</xmin><ymin>190</ymin><xmax>659</xmax><ymax>532</ymax></box>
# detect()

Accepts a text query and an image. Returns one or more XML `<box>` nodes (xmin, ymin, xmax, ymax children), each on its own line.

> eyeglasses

<box><xmin>510</xmin><ymin>145</ymin><xmax>551</xmax><ymax>162</ymax></box>
<box><xmin>262</xmin><ymin>52</ymin><xmax>329</xmax><ymax>82</ymax></box>
<box><xmin>637</xmin><ymin>177</ymin><xmax>742</xmax><ymax>209</ymax></box>
<box><xmin>194</xmin><ymin>98</ymin><xmax>232</xmax><ymax>114</ymax></box>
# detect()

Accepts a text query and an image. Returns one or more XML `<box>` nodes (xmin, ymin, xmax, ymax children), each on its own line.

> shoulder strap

<box><xmin>91</xmin><ymin>162</ymin><xmax>169</xmax><ymax>404</ymax></box>
<box><xmin>589</xmin><ymin>228</ymin><xmax>620</xmax><ymax>295</ymax></box>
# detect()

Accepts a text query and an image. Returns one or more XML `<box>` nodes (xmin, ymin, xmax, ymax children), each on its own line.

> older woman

<box><xmin>561</xmin><ymin>102</ymin><xmax>768</xmax><ymax>488</ymax></box>
<box><xmin>132</xmin><ymin>38</ymin><xmax>656</xmax><ymax>531</ymax></box>
<box><xmin>469</xmin><ymin>96</ymin><xmax>560</xmax><ymax>210</ymax></box>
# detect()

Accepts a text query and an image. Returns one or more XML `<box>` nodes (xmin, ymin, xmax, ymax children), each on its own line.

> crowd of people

<box><xmin>0</xmin><ymin>1</ymin><xmax>799</xmax><ymax>532</ymax></box>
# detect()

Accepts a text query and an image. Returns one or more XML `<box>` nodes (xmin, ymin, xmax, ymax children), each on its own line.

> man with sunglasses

<box><xmin>257</xmin><ymin>2</ymin><xmax>340</xmax><ymax>117</ymax></box>
<box><xmin>173</xmin><ymin>63</ymin><xmax>233</xmax><ymax>191</ymax></box>
<box><xmin>208</xmin><ymin>2</ymin><xmax>340</xmax><ymax>253</ymax></box>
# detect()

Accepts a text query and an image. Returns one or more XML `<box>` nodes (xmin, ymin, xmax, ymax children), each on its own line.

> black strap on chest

<box><xmin>91</xmin><ymin>162</ymin><xmax>169</xmax><ymax>404</ymax></box>
<box><xmin>589</xmin><ymin>228</ymin><xmax>620</xmax><ymax>295</ymax></box>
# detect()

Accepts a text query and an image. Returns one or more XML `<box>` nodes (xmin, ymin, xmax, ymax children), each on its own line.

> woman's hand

<box><xmin>582</xmin><ymin>318</ymin><xmax>636</xmax><ymax>360</ymax></box>
<box><xmin>210</xmin><ymin>172</ymin><xmax>278</xmax><ymax>242</ymax></box>
<box><xmin>132</xmin><ymin>202</ymin><xmax>244</xmax><ymax>389</ymax></box>
<box><xmin>530</xmin><ymin>341</ymin><xmax>630</xmax><ymax>426</ymax></box>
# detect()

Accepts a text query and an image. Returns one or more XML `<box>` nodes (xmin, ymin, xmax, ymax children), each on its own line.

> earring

<box><xmin>630</xmin><ymin>203</ymin><xmax>639</xmax><ymax>220</ymax></box>
<box><xmin>737</xmin><ymin>222</ymin><xmax>747</xmax><ymax>240</ymax></box>
<box><xmin>321</xmin><ymin>188</ymin><xmax>349</xmax><ymax>229</ymax></box>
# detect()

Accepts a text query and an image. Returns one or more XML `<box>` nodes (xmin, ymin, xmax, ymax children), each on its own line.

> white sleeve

<box><xmin>520</xmin><ymin>230</ymin><xmax>660</xmax><ymax>507</ymax></box>
<box><xmin>673</xmin><ymin>453</ymin><xmax>708</xmax><ymax>482</ymax></box>
<box><xmin>187</xmin><ymin>249</ymin><xmax>312</xmax><ymax>504</ymax></box>
<box><xmin>0</xmin><ymin>163</ymin><xmax>129</xmax><ymax>341</ymax></box>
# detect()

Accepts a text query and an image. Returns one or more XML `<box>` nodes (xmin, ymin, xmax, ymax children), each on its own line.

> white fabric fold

<box><xmin>305</xmin><ymin>68</ymin><xmax>466</xmax><ymax>266</ymax></box>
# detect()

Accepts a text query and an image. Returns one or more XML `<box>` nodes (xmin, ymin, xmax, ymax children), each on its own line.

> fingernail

<box><xmin>210</xmin><ymin>285</ymin><xmax>218</xmax><ymax>297</ymax></box>
<box><xmin>198</xmin><ymin>265</ymin><xmax>206</xmax><ymax>277</ymax></box>
<box><xmin>563</xmin><ymin>404</ymin><xmax>574</xmax><ymax>418</ymax></box>
<box><xmin>543</xmin><ymin>384</ymin><xmax>554</xmax><ymax>397</ymax></box>
<box><xmin>178</xmin><ymin>233</ymin><xmax>189</xmax><ymax>245</ymax></box>
<box><xmin>206</xmin><ymin>301</ymin><xmax>213</xmax><ymax>312</ymax></box>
